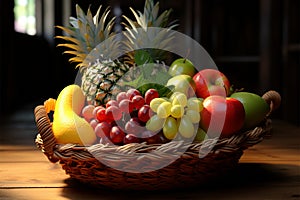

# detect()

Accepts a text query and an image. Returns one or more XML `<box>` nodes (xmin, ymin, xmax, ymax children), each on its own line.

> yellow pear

<box><xmin>52</xmin><ymin>84</ymin><xmax>96</xmax><ymax>145</ymax></box>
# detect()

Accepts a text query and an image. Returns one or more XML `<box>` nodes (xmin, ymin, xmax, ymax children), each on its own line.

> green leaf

<box><xmin>134</xmin><ymin>49</ymin><xmax>154</xmax><ymax>66</ymax></box>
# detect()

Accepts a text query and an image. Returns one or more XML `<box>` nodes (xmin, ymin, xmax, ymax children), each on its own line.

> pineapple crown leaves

<box><xmin>123</xmin><ymin>0</ymin><xmax>177</xmax><ymax>30</ymax></box>
<box><xmin>56</xmin><ymin>4</ymin><xmax>119</xmax><ymax>69</ymax></box>
<box><xmin>122</xmin><ymin>0</ymin><xmax>178</xmax><ymax>63</ymax></box>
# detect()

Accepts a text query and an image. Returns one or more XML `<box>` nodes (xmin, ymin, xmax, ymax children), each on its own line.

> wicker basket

<box><xmin>34</xmin><ymin>90</ymin><xmax>281</xmax><ymax>190</ymax></box>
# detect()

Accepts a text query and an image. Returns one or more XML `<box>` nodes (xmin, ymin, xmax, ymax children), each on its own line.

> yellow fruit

<box><xmin>52</xmin><ymin>84</ymin><xmax>96</xmax><ymax>145</ymax></box>
<box><xmin>146</xmin><ymin>114</ymin><xmax>165</xmax><ymax>132</ymax></box>
<box><xmin>157</xmin><ymin>102</ymin><xmax>172</xmax><ymax>118</ymax></box>
<box><xmin>170</xmin><ymin>104</ymin><xmax>184</xmax><ymax>118</ymax></box>
<box><xmin>163</xmin><ymin>117</ymin><xmax>178</xmax><ymax>140</ymax></box>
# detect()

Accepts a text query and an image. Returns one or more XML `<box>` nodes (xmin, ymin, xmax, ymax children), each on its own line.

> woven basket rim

<box><xmin>35</xmin><ymin>118</ymin><xmax>272</xmax><ymax>166</ymax></box>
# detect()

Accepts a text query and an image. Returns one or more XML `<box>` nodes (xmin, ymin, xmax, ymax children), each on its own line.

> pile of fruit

<box><xmin>47</xmin><ymin>58</ymin><xmax>270</xmax><ymax>146</ymax></box>
<box><xmin>47</xmin><ymin>0</ymin><xmax>271</xmax><ymax>146</ymax></box>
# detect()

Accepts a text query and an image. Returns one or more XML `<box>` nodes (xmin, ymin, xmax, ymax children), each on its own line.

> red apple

<box><xmin>200</xmin><ymin>95</ymin><xmax>245</xmax><ymax>138</ymax></box>
<box><xmin>193</xmin><ymin>69</ymin><xmax>231</xmax><ymax>98</ymax></box>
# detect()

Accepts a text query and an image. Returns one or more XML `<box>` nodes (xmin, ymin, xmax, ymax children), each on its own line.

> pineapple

<box><xmin>56</xmin><ymin>4</ymin><xmax>129</xmax><ymax>105</ymax></box>
<box><xmin>56</xmin><ymin>0</ymin><xmax>177</xmax><ymax>106</ymax></box>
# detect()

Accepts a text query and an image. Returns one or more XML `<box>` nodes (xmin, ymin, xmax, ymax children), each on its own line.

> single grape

<box><xmin>170</xmin><ymin>104</ymin><xmax>184</xmax><ymax>118</ymax></box>
<box><xmin>185</xmin><ymin>109</ymin><xmax>201</xmax><ymax>123</ymax></box>
<box><xmin>145</xmin><ymin>114</ymin><xmax>165</xmax><ymax>132</ymax></box>
<box><xmin>132</xmin><ymin>95</ymin><xmax>145</xmax><ymax>110</ymax></box>
<box><xmin>194</xmin><ymin>128</ymin><xmax>207</xmax><ymax>142</ymax></box>
<box><xmin>81</xmin><ymin>104</ymin><xmax>95</xmax><ymax>122</ymax></box>
<box><xmin>145</xmin><ymin>88</ymin><xmax>159</xmax><ymax>105</ymax></box>
<box><xmin>90</xmin><ymin>119</ymin><xmax>98</xmax><ymax>129</ymax></box>
<box><xmin>157</xmin><ymin>101</ymin><xmax>172</xmax><ymax>118</ymax></box>
<box><xmin>116</xmin><ymin>91</ymin><xmax>128</xmax><ymax>103</ymax></box>
<box><xmin>138</xmin><ymin>105</ymin><xmax>151</xmax><ymax>122</ymax></box>
<box><xmin>178</xmin><ymin>115</ymin><xmax>195</xmax><ymax>138</ymax></box>
<box><xmin>110</xmin><ymin>126</ymin><xmax>125</xmax><ymax>145</ymax></box>
<box><xmin>95</xmin><ymin>121</ymin><xmax>112</xmax><ymax>138</ymax></box>
<box><xmin>93</xmin><ymin>106</ymin><xmax>105</xmax><ymax>119</ymax></box>
<box><xmin>125</xmin><ymin>120</ymin><xmax>144</xmax><ymax>135</ymax></box>
<box><xmin>106</xmin><ymin>100</ymin><xmax>118</xmax><ymax>108</ymax></box>
<box><xmin>163</xmin><ymin>117</ymin><xmax>178</xmax><ymax>140</ymax></box>
<box><xmin>96</xmin><ymin>107</ymin><xmax>107</xmax><ymax>122</ymax></box>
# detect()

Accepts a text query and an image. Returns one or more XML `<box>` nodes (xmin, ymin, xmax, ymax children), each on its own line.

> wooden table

<box><xmin>0</xmin><ymin>106</ymin><xmax>299</xmax><ymax>199</ymax></box>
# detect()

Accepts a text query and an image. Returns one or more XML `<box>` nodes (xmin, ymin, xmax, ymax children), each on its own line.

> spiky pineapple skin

<box><xmin>81</xmin><ymin>59</ymin><xmax>131</xmax><ymax>106</ymax></box>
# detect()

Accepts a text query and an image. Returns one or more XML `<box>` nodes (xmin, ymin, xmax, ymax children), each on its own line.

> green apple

<box><xmin>230</xmin><ymin>92</ymin><xmax>270</xmax><ymax>129</ymax></box>
<box><xmin>168</xmin><ymin>58</ymin><xmax>196</xmax><ymax>77</ymax></box>
<box><xmin>166</xmin><ymin>74</ymin><xmax>196</xmax><ymax>97</ymax></box>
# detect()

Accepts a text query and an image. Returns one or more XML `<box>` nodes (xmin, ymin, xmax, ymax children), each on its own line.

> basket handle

<box><xmin>34</xmin><ymin>105</ymin><xmax>59</xmax><ymax>163</ymax></box>
<box><xmin>262</xmin><ymin>90</ymin><xmax>281</xmax><ymax>116</ymax></box>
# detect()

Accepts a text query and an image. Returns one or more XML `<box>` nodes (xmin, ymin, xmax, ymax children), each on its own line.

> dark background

<box><xmin>0</xmin><ymin>0</ymin><xmax>299</xmax><ymax>125</ymax></box>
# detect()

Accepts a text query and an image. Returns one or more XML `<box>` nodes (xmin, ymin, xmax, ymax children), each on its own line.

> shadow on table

<box><xmin>60</xmin><ymin>163</ymin><xmax>300</xmax><ymax>200</ymax></box>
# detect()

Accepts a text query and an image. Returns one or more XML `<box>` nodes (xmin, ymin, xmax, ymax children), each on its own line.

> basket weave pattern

<box><xmin>34</xmin><ymin>90</ymin><xmax>280</xmax><ymax>190</ymax></box>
